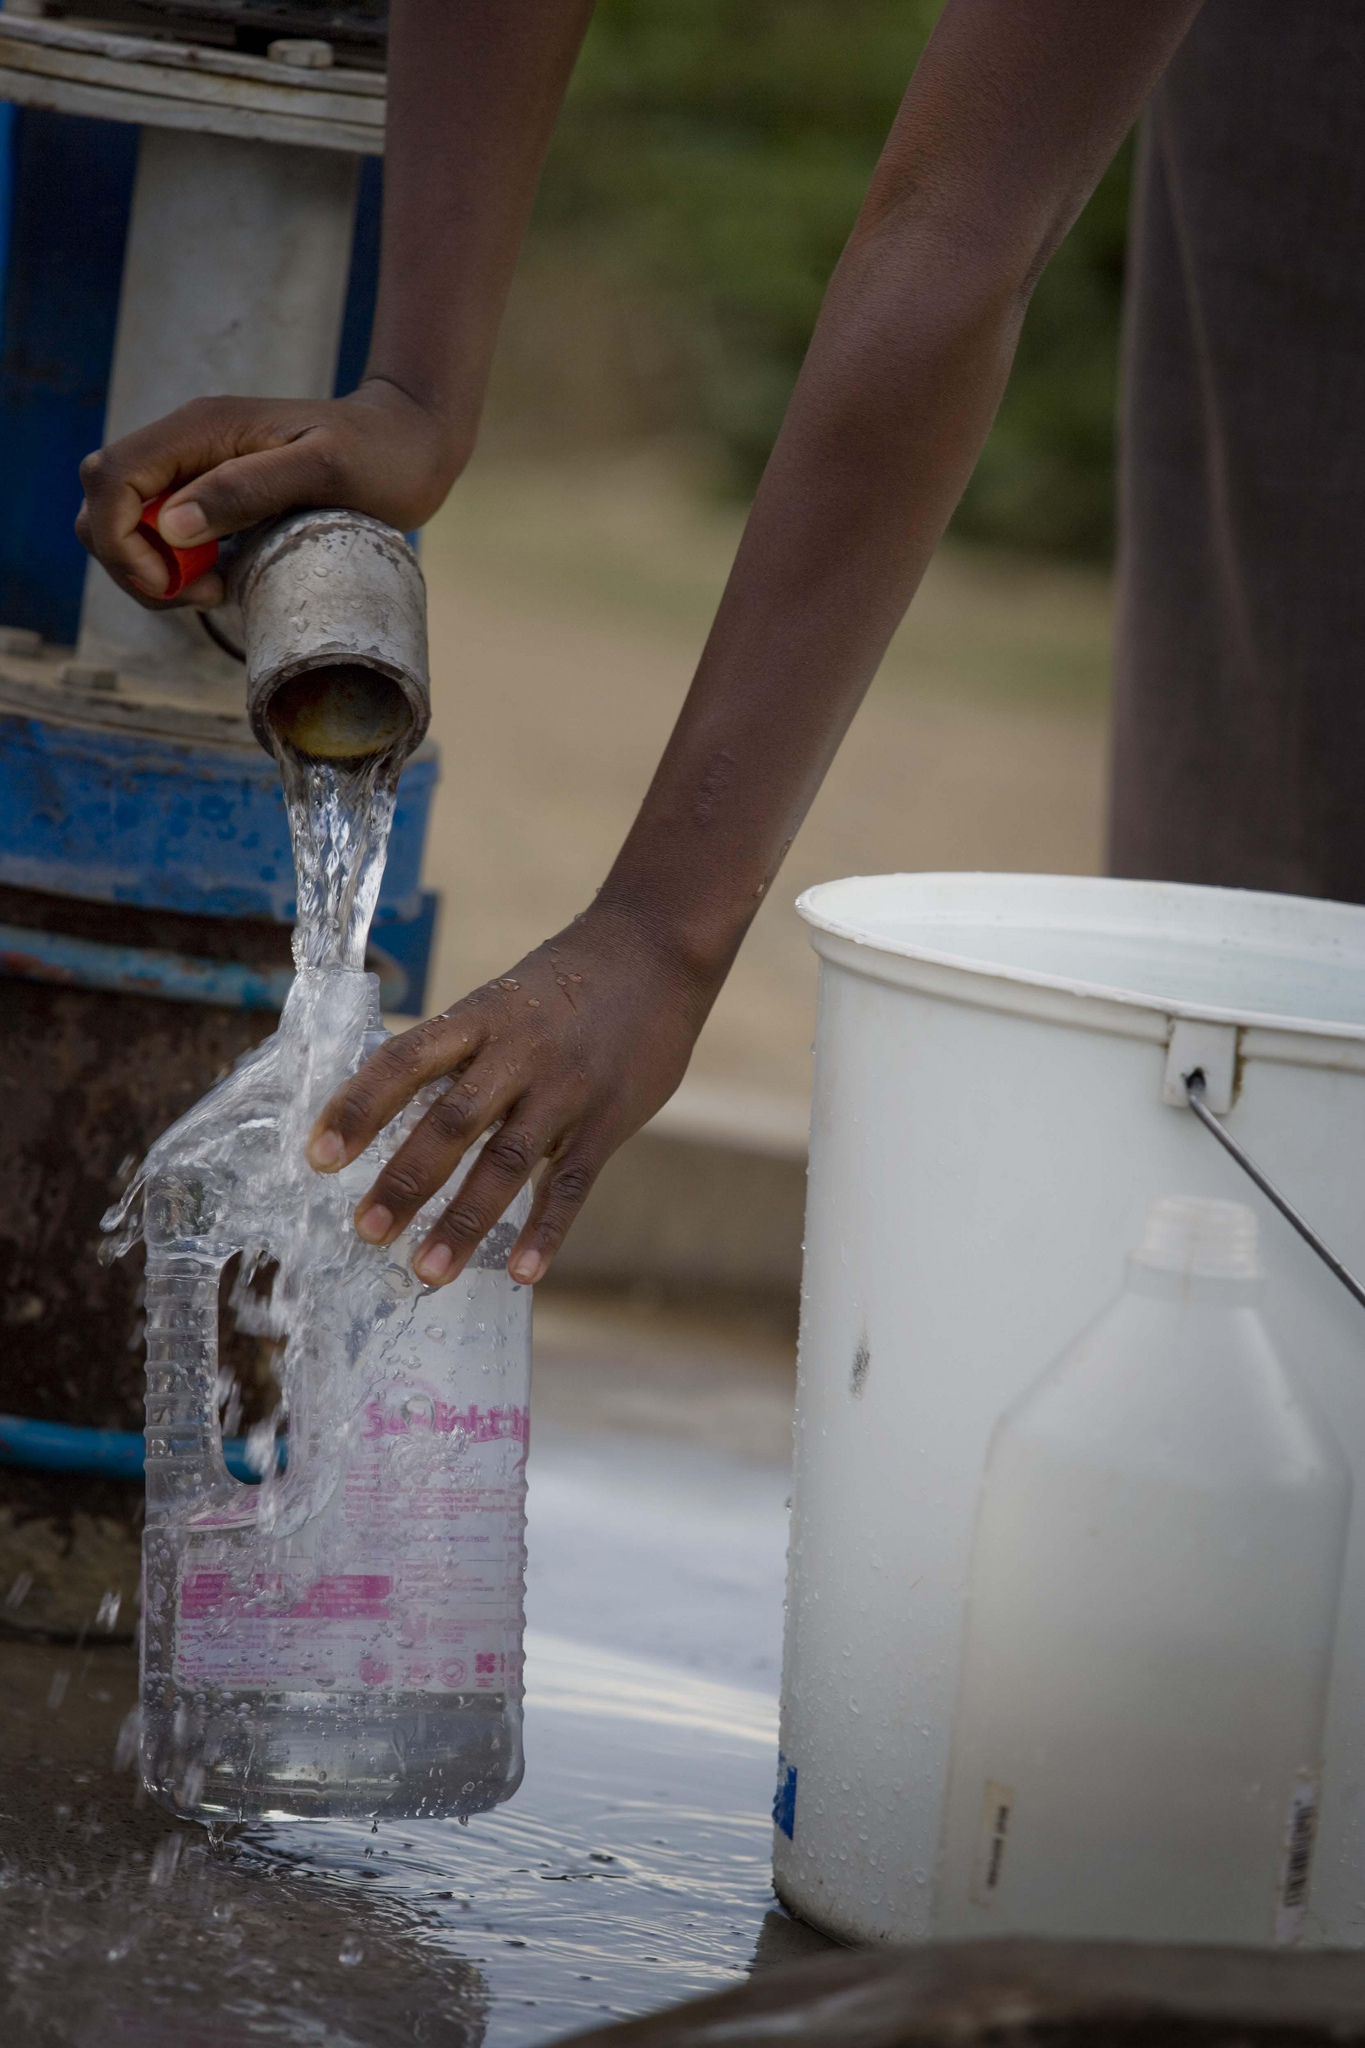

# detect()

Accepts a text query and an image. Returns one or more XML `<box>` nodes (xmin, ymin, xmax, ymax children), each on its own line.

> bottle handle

<box><xmin>143</xmin><ymin>1255</ymin><xmax>234</xmax><ymax>1511</ymax></box>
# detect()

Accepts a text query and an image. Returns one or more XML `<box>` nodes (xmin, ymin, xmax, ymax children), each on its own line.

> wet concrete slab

<box><xmin>0</xmin><ymin>1637</ymin><xmax>488</xmax><ymax>2045</ymax></box>
<box><xmin>1</xmin><ymin>1298</ymin><xmax>825</xmax><ymax>2044</ymax></box>
<box><xmin>231</xmin><ymin>1425</ymin><xmax>814</xmax><ymax>2042</ymax></box>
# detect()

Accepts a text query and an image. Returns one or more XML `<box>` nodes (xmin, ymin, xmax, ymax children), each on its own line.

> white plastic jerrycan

<box><xmin>935</xmin><ymin>1195</ymin><xmax>1351</xmax><ymax>1945</ymax></box>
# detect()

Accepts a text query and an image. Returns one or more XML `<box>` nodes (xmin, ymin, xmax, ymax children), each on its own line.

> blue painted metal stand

<box><xmin>0</xmin><ymin>48</ymin><xmax>440</xmax><ymax>1469</ymax></box>
<box><xmin>0</xmin><ymin>707</ymin><xmax>439</xmax><ymax>1011</ymax></box>
<box><xmin>0</xmin><ymin>106</ymin><xmax>138</xmax><ymax>641</ymax></box>
<box><xmin>0</xmin><ymin>111</ymin><xmax>437</xmax><ymax>1013</ymax></box>
<box><xmin>0</xmin><ymin>111</ymin><xmax>384</xmax><ymax>643</ymax></box>
<box><xmin>0</xmin><ymin>711</ymin><xmax>434</xmax><ymax>922</ymax></box>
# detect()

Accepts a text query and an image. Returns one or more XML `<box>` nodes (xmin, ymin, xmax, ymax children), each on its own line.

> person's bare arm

<box><xmin>309</xmin><ymin>0</ymin><xmax>1205</xmax><ymax>1290</ymax></box>
<box><xmin>75</xmin><ymin>0</ymin><xmax>594</xmax><ymax>603</ymax></box>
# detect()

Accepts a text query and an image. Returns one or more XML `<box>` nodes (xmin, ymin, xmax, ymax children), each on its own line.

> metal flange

<box><xmin>0</xmin><ymin>10</ymin><xmax>384</xmax><ymax>151</ymax></box>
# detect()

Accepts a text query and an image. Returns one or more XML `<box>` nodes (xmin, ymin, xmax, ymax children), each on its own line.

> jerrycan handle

<box><xmin>1183</xmin><ymin>1068</ymin><xmax>1365</xmax><ymax>1315</ymax></box>
<box><xmin>142</xmin><ymin>1254</ymin><xmax>229</xmax><ymax>1509</ymax></box>
<box><xmin>143</xmin><ymin>1254</ymin><xmax>284</xmax><ymax>1508</ymax></box>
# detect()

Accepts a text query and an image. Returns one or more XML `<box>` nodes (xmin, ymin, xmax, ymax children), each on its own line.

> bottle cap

<box><xmin>1131</xmin><ymin>1194</ymin><xmax>1260</xmax><ymax>1281</ymax></box>
<box><xmin>136</xmin><ymin>492</ymin><xmax>220</xmax><ymax>599</ymax></box>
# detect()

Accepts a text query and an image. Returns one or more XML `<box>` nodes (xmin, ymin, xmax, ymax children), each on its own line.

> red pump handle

<box><xmin>136</xmin><ymin>492</ymin><xmax>220</xmax><ymax>599</ymax></box>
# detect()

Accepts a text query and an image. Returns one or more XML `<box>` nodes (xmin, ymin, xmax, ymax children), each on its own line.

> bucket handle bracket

<box><xmin>1182</xmin><ymin>1067</ymin><xmax>1365</xmax><ymax>1316</ymax></box>
<box><xmin>1163</xmin><ymin>1018</ymin><xmax>1236</xmax><ymax>1112</ymax></box>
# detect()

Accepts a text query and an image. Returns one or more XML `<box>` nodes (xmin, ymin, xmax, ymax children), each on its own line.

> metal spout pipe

<box><xmin>233</xmin><ymin>510</ymin><xmax>431</xmax><ymax>763</ymax></box>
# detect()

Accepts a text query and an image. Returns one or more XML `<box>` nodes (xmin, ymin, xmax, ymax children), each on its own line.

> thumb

<box><xmin>157</xmin><ymin>431</ymin><xmax>353</xmax><ymax>546</ymax></box>
<box><xmin>79</xmin><ymin>395</ymin><xmax>340</xmax><ymax>600</ymax></box>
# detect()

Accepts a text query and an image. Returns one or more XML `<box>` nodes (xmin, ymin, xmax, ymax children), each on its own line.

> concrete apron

<box><xmin>0</xmin><ymin>1635</ymin><xmax>489</xmax><ymax>2046</ymax></box>
<box><xmin>16</xmin><ymin>1621</ymin><xmax>1365</xmax><ymax>2048</ymax></box>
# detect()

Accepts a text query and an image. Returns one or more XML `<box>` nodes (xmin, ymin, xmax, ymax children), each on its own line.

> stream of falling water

<box><xmin>277</xmin><ymin>743</ymin><xmax>401</xmax><ymax>973</ymax></box>
<box><xmin>101</xmin><ymin>735</ymin><xmax>409</xmax><ymax>1474</ymax></box>
<box><xmin>0</xmin><ymin>1424</ymin><xmax>797</xmax><ymax>2045</ymax></box>
<box><xmin>103</xmin><ymin>736</ymin><xmax>405</xmax><ymax>1254</ymax></box>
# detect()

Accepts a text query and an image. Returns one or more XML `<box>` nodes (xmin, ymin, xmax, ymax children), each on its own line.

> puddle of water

<box><xmin>233</xmin><ymin>1427</ymin><xmax>797</xmax><ymax>2042</ymax></box>
<box><xmin>0</xmin><ymin>1747</ymin><xmax>489</xmax><ymax>2047</ymax></box>
<box><xmin>0</xmin><ymin>1422</ymin><xmax>807</xmax><ymax>2042</ymax></box>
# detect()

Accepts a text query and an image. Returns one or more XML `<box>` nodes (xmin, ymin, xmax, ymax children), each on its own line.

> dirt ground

<box><xmin>419</xmin><ymin>446</ymin><xmax>1113</xmax><ymax>1105</ymax></box>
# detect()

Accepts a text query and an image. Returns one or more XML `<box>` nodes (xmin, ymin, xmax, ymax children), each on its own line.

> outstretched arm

<box><xmin>76</xmin><ymin>0</ymin><xmax>595</xmax><ymax>603</ymax></box>
<box><xmin>310</xmin><ymin>0</ymin><xmax>1205</xmax><ymax>1288</ymax></box>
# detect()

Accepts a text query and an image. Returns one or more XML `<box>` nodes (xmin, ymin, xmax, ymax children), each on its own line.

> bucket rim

<box><xmin>796</xmin><ymin>872</ymin><xmax>1365</xmax><ymax>1043</ymax></box>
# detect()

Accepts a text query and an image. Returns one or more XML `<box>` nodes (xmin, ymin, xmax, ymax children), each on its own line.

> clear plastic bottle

<box><xmin>934</xmin><ymin>1195</ymin><xmax>1351</xmax><ymax>1945</ymax></box>
<box><xmin>128</xmin><ymin>965</ymin><xmax>532</xmax><ymax>1824</ymax></box>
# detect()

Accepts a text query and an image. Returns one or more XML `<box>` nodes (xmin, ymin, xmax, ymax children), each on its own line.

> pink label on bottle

<box><xmin>360</xmin><ymin>1400</ymin><xmax>528</xmax><ymax>1444</ymax></box>
<box><xmin>181</xmin><ymin>1570</ymin><xmax>393</xmax><ymax>1621</ymax></box>
<box><xmin>174</xmin><ymin>1397</ymin><xmax>526</xmax><ymax>1694</ymax></box>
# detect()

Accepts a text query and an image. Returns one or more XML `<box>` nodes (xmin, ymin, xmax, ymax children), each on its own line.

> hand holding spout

<box><xmin>74</xmin><ymin>382</ymin><xmax>456</xmax><ymax>612</ymax></box>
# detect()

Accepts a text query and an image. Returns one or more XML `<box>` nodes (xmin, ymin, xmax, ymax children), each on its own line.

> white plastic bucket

<box><xmin>776</xmin><ymin>873</ymin><xmax>1365</xmax><ymax>1948</ymax></box>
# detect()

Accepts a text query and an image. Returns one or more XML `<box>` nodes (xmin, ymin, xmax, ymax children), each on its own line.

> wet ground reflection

<box><xmin>0</xmin><ymin>1622</ymin><xmax>490</xmax><ymax>2045</ymax></box>
<box><xmin>0</xmin><ymin>1422</ymin><xmax>804</xmax><ymax>2043</ymax></box>
<box><xmin>237</xmin><ymin>1427</ymin><xmax>797</xmax><ymax>2042</ymax></box>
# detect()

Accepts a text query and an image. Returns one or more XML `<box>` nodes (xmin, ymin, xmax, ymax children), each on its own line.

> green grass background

<box><xmin>530</xmin><ymin>0</ymin><xmax>1131</xmax><ymax>561</ymax></box>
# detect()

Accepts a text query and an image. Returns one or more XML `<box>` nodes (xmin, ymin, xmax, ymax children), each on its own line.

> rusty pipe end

<box><xmin>233</xmin><ymin>511</ymin><xmax>430</xmax><ymax>763</ymax></box>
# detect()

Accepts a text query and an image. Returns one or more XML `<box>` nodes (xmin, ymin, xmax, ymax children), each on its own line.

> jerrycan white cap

<box><xmin>1130</xmin><ymin>1194</ymin><xmax>1261</xmax><ymax>1281</ymax></box>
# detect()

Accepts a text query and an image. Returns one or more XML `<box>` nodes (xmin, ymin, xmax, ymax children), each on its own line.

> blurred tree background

<box><xmin>527</xmin><ymin>0</ymin><xmax>1132</xmax><ymax>561</ymax></box>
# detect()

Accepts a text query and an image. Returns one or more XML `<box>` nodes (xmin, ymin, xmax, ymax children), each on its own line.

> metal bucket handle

<box><xmin>1183</xmin><ymin>1068</ymin><xmax>1365</xmax><ymax>1314</ymax></box>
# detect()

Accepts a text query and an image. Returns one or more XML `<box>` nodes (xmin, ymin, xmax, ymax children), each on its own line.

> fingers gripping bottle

<box><xmin>122</xmin><ymin>963</ymin><xmax>532</xmax><ymax>1823</ymax></box>
<box><xmin>934</xmin><ymin>1196</ymin><xmax>1351</xmax><ymax>1945</ymax></box>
